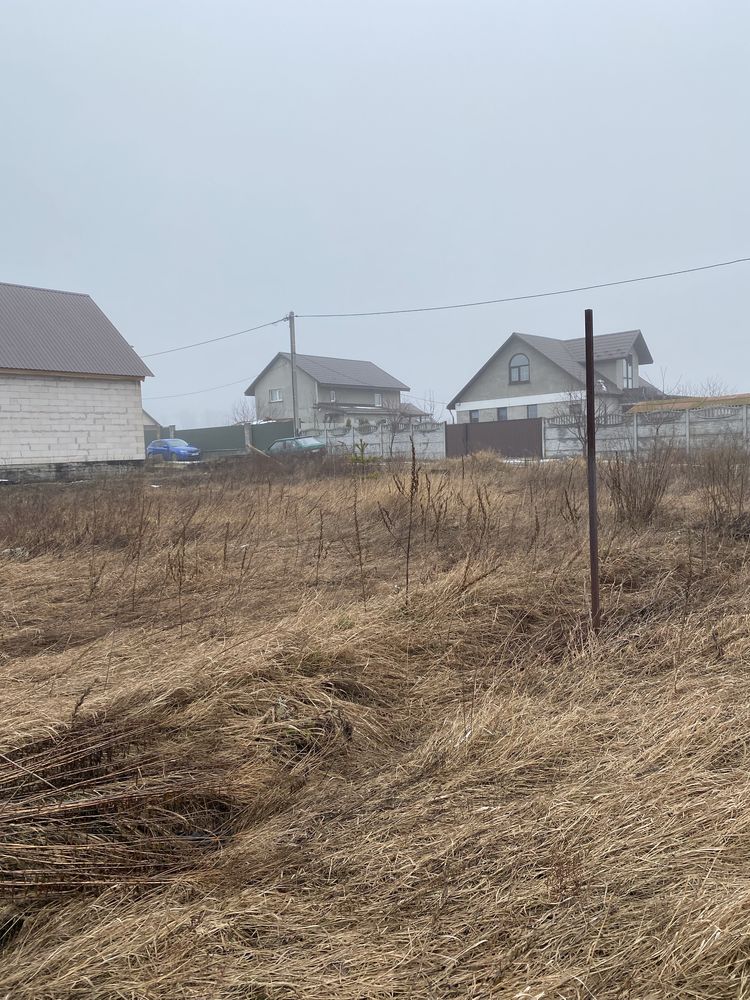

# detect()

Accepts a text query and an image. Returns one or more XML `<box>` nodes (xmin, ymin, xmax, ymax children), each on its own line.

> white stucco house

<box><xmin>0</xmin><ymin>281</ymin><xmax>152</xmax><ymax>478</ymax></box>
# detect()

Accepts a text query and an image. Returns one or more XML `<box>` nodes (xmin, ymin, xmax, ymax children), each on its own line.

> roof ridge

<box><xmin>562</xmin><ymin>329</ymin><xmax>640</xmax><ymax>342</ymax></box>
<box><xmin>281</xmin><ymin>350</ymin><xmax>392</xmax><ymax>366</ymax></box>
<box><xmin>0</xmin><ymin>280</ymin><xmax>90</xmax><ymax>298</ymax></box>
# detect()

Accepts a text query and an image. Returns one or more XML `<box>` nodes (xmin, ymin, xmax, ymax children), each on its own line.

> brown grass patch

<box><xmin>0</xmin><ymin>455</ymin><xmax>749</xmax><ymax>997</ymax></box>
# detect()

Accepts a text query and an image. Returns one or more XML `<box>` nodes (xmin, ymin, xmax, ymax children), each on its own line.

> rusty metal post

<box><xmin>584</xmin><ymin>308</ymin><xmax>601</xmax><ymax>631</ymax></box>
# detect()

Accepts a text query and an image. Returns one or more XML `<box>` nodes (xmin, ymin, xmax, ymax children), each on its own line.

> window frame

<box><xmin>496</xmin><ymin>407</ymin><xmax>508</xmax><ymax>421</ymax></box>
<box><xmin>330</xmin><ymin>389</ymin><xmax>336</xmax><ymax>402</ymax></box>
<box><xmin>623</xmin><ymin>355</ymin><xmax>634</xmax><ymax>390</ymax></box>
<box><xmin>509</xmin><ymin>353</ymin><xmax>530</xmax><ymax>384</ymax></box>
<box><xmin>374</xmin><ymin>392</ymin><xmax>384</xmax><ymax>407</ymax></box>
<box><xmin>469</xmin><ymin>409</ymin><xmax>480</xmax><ymax>423</ymax></box>
<box><xmin>269</xmin><ymin>387</ymin><xmax>283</xmax><ymax>403</ymax></box>
<box><xmin>526</xmin><ymin>404</ymin><xmax>538</xmax><ymax>419</ymax></box>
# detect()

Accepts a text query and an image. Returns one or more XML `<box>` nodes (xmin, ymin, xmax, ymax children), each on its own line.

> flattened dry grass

<box><xmin>1</xmin><ymin>455</ymin><xmax>750</xmax><ymax>998</ymax></box>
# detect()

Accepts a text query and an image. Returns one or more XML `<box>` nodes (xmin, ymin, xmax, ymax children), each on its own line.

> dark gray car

<box><xmin>267</xmin><ymin>436</ymin><xmax>326</xmax><ymax>456</ymax></box>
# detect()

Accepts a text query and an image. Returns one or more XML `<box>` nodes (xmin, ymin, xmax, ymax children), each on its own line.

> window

<box><xmin>623</xmin><ymin>355</ymin><xmax>634</xmax><ymax>389</ymax></box>
<box><xmin>509</xmin><ymin>353</ymin><xmax>530</xmax><ymax>383</ymax></box>
<box><xmin>469</xmin><ymin>409</ymin><xmax>480</xmax><ymax>423</ymax></box>
<box><xmin>330</xmin><ymin>390</ymin><xmax>336</xmax><ymax>402</ymax></box>
<box><xmin>374</xmin><ymin>392</ymin><xmax>383</xmax><ymax>406</ymax></box>
<box><xmin>497</xmin><ymin>407</ymin><xmax>508</xmax><ymax>421</ymax></box>
<box><xmin>527</xmin><ymin>404</ymin><xmax>538</xmax><ymax>418</ymax></box>
<box><xmin>269</xmin><ymin>388</ymin><xmax>283</xmax><ymax>402</ymax></box>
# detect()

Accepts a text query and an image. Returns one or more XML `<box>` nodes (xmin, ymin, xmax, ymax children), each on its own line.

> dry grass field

<box><xmin>1</xmin><ymin>450</ymin><xmax>750</xmax><ymax>999</ymax></box>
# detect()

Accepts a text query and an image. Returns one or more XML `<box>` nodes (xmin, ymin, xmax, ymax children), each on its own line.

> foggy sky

<box><xmin>1</xmin><ymin>0</ymin><xmax>748</xmax><ymax>426</ymax></box>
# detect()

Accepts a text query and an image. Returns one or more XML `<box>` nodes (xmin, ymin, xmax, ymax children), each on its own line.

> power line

<box><xmin>141</xmin><ymin>253</ymin><xmax>750</xmax><ymax>402</ymax></box>
<box><xmin>297</xmin><ymin>255</ymin><xmax>750</xmax><ymax>319</ymax></box>
<box><xmin>143</xmin><ymin>375</ymin><xmax>253</xmax><ymax>401</ymax></box>
<box><xmin>142</xmin><ymin>316</ymin><xmax>287</xmax><ymax>359</ymax></box>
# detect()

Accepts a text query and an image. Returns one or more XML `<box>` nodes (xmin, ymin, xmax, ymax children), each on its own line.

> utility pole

<box><xmin>584</xmin><ymin>308</ymin><xmax>601</xmax><ymax>631</ymax></box>
<box><xmin>288</xmin><ymin>311</ymin><xmax>300</xmax><ymax>436</ymax></box>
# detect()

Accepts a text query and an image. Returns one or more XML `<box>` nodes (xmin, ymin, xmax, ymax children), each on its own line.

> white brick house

<box><xmin>0</xmin><ymin>282</ymin><xmax>152</xmax><ymax>477</ymax></box>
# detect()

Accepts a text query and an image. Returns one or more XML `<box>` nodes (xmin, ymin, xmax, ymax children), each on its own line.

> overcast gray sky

<box><xmin>1</xmin><ymin>0</ymin><xmax>747</xmax><ymax>426</ymax></box>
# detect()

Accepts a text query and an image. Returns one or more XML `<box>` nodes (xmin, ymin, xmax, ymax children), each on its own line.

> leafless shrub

<box><xmin>601</xmin><ymin>445</ymin><xmax>675</xmax><ymax>525</ymax></box>
<box><xmin>692</xmin><ymin>442</ymin><xmax>750</xmax><ymax>527</ymax></box>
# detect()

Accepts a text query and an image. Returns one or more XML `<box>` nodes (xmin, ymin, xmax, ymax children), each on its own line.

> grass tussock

<box><xmin>1</xmin><ymin>453</ymin><xmax>750</xmax><ymax>997</ymax></box>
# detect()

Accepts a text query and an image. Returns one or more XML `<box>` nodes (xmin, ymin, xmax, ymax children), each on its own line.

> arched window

<box><xmin>509</xmin><ymin>353</ymin><xmax>530</xmax><ymax>383</ymax></box>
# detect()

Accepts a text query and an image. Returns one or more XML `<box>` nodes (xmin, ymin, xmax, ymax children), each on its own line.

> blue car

<box><xmin>146</xmin><ymin>438</ymin><xmax>201</xmax><ymax>462</ymax></box>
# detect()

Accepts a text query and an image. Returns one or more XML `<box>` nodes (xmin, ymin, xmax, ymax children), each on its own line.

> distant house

<box><xmin>0</xmin><ymin>281</ymin><xmax>152</xmax><ymax>476</ymax></box>
<box><xmin>143</xmin><ymin>408</ymin><xmax>161</xmax><ymax>432</ymax></box>
<box><xmin>245</xmin><ymin>353</ymin><xmax>426</xmax><ymax>431</ymax></box>
<box><xmin>448</xmin><ymin>330</ymin><xmax>661</xmax><ymax>423</ymax></box>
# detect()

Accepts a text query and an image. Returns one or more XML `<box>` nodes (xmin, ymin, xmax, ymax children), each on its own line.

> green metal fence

<box><xmin>143</xmin><ymin>421</ymin><xmax>295</xmax><ymax>457</ymax></box>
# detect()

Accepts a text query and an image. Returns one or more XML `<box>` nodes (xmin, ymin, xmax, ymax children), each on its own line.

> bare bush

<box><xmin>601</xmin><ymin>445</ymin><xmax>675</xmax><ymax>525</ymax></box>
<box><xmin>692</xmin><ymin>442</ymin><xmax>750</xmax><ymax>527</ymax></box>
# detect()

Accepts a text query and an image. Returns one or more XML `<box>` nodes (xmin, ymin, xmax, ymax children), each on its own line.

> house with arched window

<box><xmin>447</xmin><ymin>330</ymin><xmax>659</xmax><ymax>423</ymax></box>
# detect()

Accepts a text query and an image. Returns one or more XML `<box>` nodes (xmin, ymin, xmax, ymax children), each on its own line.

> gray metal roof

<box><xmin>563</xmin><ymin>330</ymin><xmax>653</xmax><ymax>365</ymax></box>
<box><xmin>246</xmin><ymin>352</ymin><xmax>409</xmax><ymax>394</ymax></box>
<box><xmin>513</xmin><ymin>333</ymin><xmax>590</xmax><ymax>385</ymax></box>
<box><xmin>0</xmin><ymin>281</ymin><xmax>152</xmax><ymax>378</ymax></box>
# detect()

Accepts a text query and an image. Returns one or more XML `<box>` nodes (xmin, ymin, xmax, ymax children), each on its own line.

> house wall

<box><xmin>595</xmin><ymin>358</ymin><xmax>641</xmax><ymax>390</ymax></box>
<box><xmin>253</xmin><ymin>358</ymin><xmax>318</xmax><ymax>427</ymax></box>
<box><xmin>457</xmin><ymin>400</ymin><xmax>569</xmax><ymax>423</ymax></box>
<box><xmin>453</xmin><ymin>339</ymin><xmax>582</xmax><ymax>423</ymax></box>
<box><xmin>0</xmin><ymin>374</ymin><xmax>145</xmax><ymax>466</ymax></box>
<box><xmin>323</xmin><ymin>387</ymin><xmax>401</xmax><ymax>407</ymax></box>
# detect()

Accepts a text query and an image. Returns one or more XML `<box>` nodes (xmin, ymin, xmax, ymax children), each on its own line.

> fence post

<box><xmin>541</xmin><ymin>418</ymin><xmax>546</xmax><ymax>460</ymax></box>
<box><xmin>685</xmin><ymin>408</ymin><xmax>691</xmax><ymax>456</ymax></box>
<box><xmin>633</xmin><ymin>410</ymin><xmax>638</xmax><ymax>456</ymax></box>
<box><xmin>584</xmin><ymin>308</ymin><xmax>600</xmax><ymax>632</ymax></box>
<box><xmin>744</xmin><ymin>405</ymin><xmax>748</xmax><ymax>446</ymax></box>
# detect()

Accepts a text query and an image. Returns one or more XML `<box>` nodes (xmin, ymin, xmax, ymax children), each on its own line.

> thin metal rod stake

<box><xmin>584</xmin><ymin>308</ymin><xmax>601</xmax><ymax>631</ymax></box>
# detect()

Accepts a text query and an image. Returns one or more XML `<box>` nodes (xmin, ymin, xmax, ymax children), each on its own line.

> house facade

<box><xmin>246</xmin><ymin>353</ymin><xmax>424</xmax><ymax>431</ymax></box>
<box><xmin>448</xmin><ymin>330</ymin><xmax>658</xmax><ymax>423</ymax></box>
<box><xmin>0</xmin><ymin>281</ymin><xmax>152</xmax><ymax>478</ymax></box>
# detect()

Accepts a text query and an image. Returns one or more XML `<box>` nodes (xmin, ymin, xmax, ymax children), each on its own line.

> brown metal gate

<box><xmin>445</xmin><ymin>417</ymin><xmax>543</xmax><ymax>459</ymax></box>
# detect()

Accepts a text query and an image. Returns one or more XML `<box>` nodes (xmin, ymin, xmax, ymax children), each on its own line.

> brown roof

<box><xmin>629</xmin><ymin>393</ymin><xmax>750</xmax><ymax>413</ymax></box>
<box><xmin>246</xmin><ymin>352</ymin><xmax>409</xmax><ymax>394</ymax></box>
<box><xmin>0</xmin><ymin>281</ymin><xmax>152</xmax><ymax>378</ymax></box>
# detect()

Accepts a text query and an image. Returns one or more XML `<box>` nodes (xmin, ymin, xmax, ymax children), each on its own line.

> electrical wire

<box><xmin>296</xmin><ymin>255</ymin><xmax>750</xmax><ymax>319</ymax></box>
<box><xmin>142</xmin><ymin>316</ymin><xmax>287</xmax><ymax>359</ymax></box>
<box><xmin>141</xmin><ymin>253</ymin><xmax>750</xmax><ymax>401</ymax></box>
<box><xmin>143</xmin><ymin>375</ymin><xmax>254</xmax><ymax>401</ymax></box>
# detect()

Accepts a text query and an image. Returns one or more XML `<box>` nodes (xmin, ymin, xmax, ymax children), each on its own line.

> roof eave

<box><xmin>634</xmin><ymin>332</ymin><xmax>654</xmax><ymax>365</ymax></box>
<box><xmin>0</xmin><ymin>366</ymin><xmax>151</xmax><ymax>380</ymax></box>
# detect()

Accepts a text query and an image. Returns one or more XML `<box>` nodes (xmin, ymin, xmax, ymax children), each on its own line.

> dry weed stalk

<box><xmin>0</xmin><ymin>452</ymin><xmax>748</xmax><ymax>998</ymax></box>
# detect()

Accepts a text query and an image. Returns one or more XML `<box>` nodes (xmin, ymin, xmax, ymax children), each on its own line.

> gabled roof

<box><xmin>563</xmin><ymin>330</ymin><xmax>653</xmax><ymax>365</ymax></box>
<box><xmin>142</xmin><ymin>408</ymin><xmax>161</xmax><ymax>427</ymax></box>
<box><xmin>0</xmin><ymin>281</ymin><xmax>152</xmax><ymax>378</ymax></box>
<box><xmin>245</xmin><ymin>352</ymin><xmax>409</xmax><ymax>394</ymax></box>
<box><xmin>447</xmin><ymin>330</ymin><xmax>651</xmax><ymax>408</ymax></box>
<box><xmin>511</xmin><ymin>333</ymin><xmax>591</xmax><ymax>385</ymax></box>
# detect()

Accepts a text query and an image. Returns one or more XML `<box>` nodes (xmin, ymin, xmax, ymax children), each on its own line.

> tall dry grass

<box><xmin>0</xmin><ymin>452</ymin><xmax>749</xmax><ymax>997</ymax></box>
